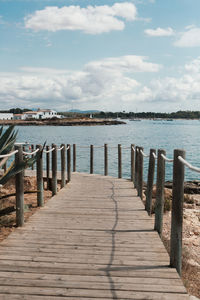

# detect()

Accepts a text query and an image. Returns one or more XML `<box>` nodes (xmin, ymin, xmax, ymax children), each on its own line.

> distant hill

<box><xmin>67</xmin><ymin>109</ymin><xmax>100</xmax><ymax>114</ymax></box>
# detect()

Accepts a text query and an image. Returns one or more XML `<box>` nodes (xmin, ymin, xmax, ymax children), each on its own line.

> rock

<box><xmin>165</xmin><ymin>180</ymin><xmax>200</xmax><ymax>194</ymax></box>
<box><xmin>184</xmin><ymin>203</ymin><xmax>195</xmax><ymax>209</ymax></box>
<box><xmin>151</xmin><ymin>186</ymin><xmax>172</xmax><ymax>199</ymax></box>
<box><xmin>188</xmin><ymin>259</ymin><xmax>200</xmax><ymax>268</ymax></box>
<box><xmin>189</xmin><ymin>296</ymin><xmax>200</xmax><ymax>300</ymax></box>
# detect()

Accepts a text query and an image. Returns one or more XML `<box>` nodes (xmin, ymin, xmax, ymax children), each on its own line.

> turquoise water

<box><xmin>16</xmin><ymin>119</ymin><xmax>200</xmax><ymax>181</ymax></box>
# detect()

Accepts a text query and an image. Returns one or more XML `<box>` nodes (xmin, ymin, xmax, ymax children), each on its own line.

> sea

<box><xmin>16</xmin><ymin>119</ymin><xmax>200</xmax><ymax>182</ymax></box>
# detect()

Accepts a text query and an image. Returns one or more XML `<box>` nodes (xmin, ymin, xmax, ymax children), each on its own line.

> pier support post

<box><xmin>73</xmin><ymin>144</ymin><xmax>76</xmax><ymax>172</ymax></box>
<box><xmin>154</xmin><ymin>149</ymin><xmax>166</xmax><ymax>235</ymax></box>
<box><xmin>118</xmin><ymin>144</ymin><xmax>122</xmax><ymax>178</ymax></box>
<box><xmin>46</xmin><ymin>145</ymin><xmax>50</xmax><ymax>190</ymax></box>
<box><xmin>31</xmin><ymin>144</ymin><xmax>34</xmax><ymax>170</ymax></box>
<box><xmin>104</xmin><ymin>144</ymin><xmax>108</xmax><ymax>176</ymax></box>
<box><xmin>3</xmin><ymin>162</ymin><xmax>7</xmax><ymax>173</ymax></box>
<box><xmin>131</xmin><ymin>144</ymin><xmax>135</xmax><ymax>183</ymax></box>
<box><xmin>67</xmin><ymin>144</ymin><xmax>71</xmax><ymax>182</ymax></box>
<box><xmin>145</xmin><ymin>149</ymin><xmax>156</xmax><ymax>215</ymax></box>
<box><xmin>170</xmin><ymin>149</ymin><xmax>185</xmax><ymax>276</ymax></box>
<box><xmin>52</xmin><ymin>143</ymin><xmax>57</xmax><ymax>196</ymax></box>
<box><xmin>90</xmin><ymin>145</ymin><xmax>94</xmax><ymax>174</ymax></box>
<box><xmin>15</xmin><ymin>145</ymin><xmax>24</xmax><ymax>227</ymax></box>
<box><xmin>138</xmin><ymin>147</ymin><xmax>144</xmax><ymax>200</ymax></box>
<box><xmin>134</xmin><ymin>146</ymin><xmax>139</xmax><ymax>190</ymax></box>
<box><xmin>61</xmin><ymin>144</ymin><xmax>66</xmax><ymax>188</ymax></box>
<box><xmin>36</xmin><ymin>144</ymin><xmax>44</xmax><ymax>207</ymax></box>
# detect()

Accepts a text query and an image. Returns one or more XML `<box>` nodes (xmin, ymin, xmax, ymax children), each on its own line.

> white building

<box><xmin>13</xmin><ymin>114</ymin><xmax>26</xmax><ymax>120</ymax></box>
<box><xmin>0</xmin><ymin>113</ymin><xmax>13</xmax><ymax>120</ymax></box>
<box><xmin>23</xmin><ymin>109</ymin><xmax>62</xmax><ymax>120</ymax></box>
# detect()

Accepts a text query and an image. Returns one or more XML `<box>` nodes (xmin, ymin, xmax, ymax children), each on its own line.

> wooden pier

<box><xmin>0</xmin><ymin>172</ymin><xmax>189</xmax><ymax>299</ymax></box>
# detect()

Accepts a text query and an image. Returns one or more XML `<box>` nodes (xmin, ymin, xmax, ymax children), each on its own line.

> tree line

<box><xmin>61</xmin><ymin>110</ymin><xmax>200</xmax><ymax>119</ymax></box>
<box><xmin>1</xmin><ymin>109</ymin><xmax>200</xmax><ymax>119</ymax></box>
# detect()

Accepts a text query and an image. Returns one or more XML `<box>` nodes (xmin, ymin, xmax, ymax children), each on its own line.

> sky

<box><xmin>1</xmin><ymin>0</ymin><xmax>200</xmax><ymax>112</ymax></box>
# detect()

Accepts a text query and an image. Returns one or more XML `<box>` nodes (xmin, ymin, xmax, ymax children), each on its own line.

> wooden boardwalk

<box><xmin>0</xmin><ymin>173</ymin><xmax>189</xmax><ymax>299</ymax></box>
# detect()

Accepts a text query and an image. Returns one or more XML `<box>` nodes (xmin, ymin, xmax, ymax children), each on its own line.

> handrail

<box><xmin>0</xmin><ymin>150</ymin><xmax>18</xmax><ymax>158</ymax></box>
<box><xmin>57</xmin><ymin>146</ymin><xmax>64</xmax><ymax>151</ymax></box>
<box><xmin>93</xmin><ymin>145</ymin><xmax>104</xmax><ymax>149</ymax></box>
<box><xmin>161</xmin><ymin>153</ymin><xmax>173</xmax><ymax>162</ymax></box>
<box><xmin>152</xmin><ymin>152</ymin><xmax>157</xmax><ymax>159</ymax></box>
<box><xmin>43</xmin><ymin>148</ymin><xmax>55</xmax><ymax>154</ymax></box>
<box><xmin>178</xmin><ymin>156</ymin><xmax>200</xmax><ymax>173</ymax></box>
<box><xmin>22</xmin><ymin>148</ymin><xmax>39</xmax><ymax>155</ymax></box>
<box><xmin>140</xmin><ymin>149</ymin><xmax>149</xmax><ymax>158</ymax></box>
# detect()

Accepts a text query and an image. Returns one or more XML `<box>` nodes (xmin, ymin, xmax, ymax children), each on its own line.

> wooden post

<box><xmin>134</xmin><ymin>146</ymin><xmax>139</xmax><ymax>190</ymax></box>
<box><xmin>51</xmin><ymin>143</ymin><xmax>57</xmax><ymax>196</ymax></box>
<box><xmin>73</xmin><ymin>144</ymin><xmax>76</xmax><ymax>172</ymax></box>
<box><xmin>104</xmin><ymin>144</ymin><xmax>108</xmax><ymax>176</ymax></box>
<box><xmin>90</xmin><ymin>145</ymin><xmax>94</xmax><ymax>174</ymax></box>
<box><xmin>15</xmin><ymin>145</ymin><xmax>24</xmax><ymax>227</ymax></box>
<box><xmin>46</xmin><ymin>145</ymin><xmax>50</xmax><ymax>190</ymax></box>
<box><xmin>3</xmin><ymin>162</ymin><xmax>7</xmax><ymax>173</ymax></box>
<box><xmin>138</xmin><ymin>147</ymin><xmax>144</xmax><ymax>200</ymax></box>
<box><xmin>36</xmin><ymin>144</ymin><xmax>44</xmax><ymax>207</ymax></box>
<box><xmin>61</xmin><ymin>144</ymin><xmax>66</xmax><ymax>188</ymax></box>
<box><xmin>170</xmin><ymin>149</ymin><xmax>185</xmax><ymax>275</ymax></box>
<box><xmin>31</xmin><ymin>144</ymin><xmax>34</xmax><ymax>170</ymax></box>
<box><xmin>131</xmin><ymin>144</ymin><xmax>135</xmax><ymax>182</ymax></box>
<box><xmin>154</xmin><ymin>149</ymin><xmax>166</xmax><ymax>235</ymax></box>
<box><xmin>145</xmin><ymin>149</ymin><xmax>156</xmax><ymax>215</ymax></box>
<box><xmin>67</xmin><ymin>144</ymin><xmax>71</xmax><ymax>182</ymax></box>
<box><xmin>118</xmin><ymin>144</ymin><xmax>122</xmax><ymax>178</ymax></box>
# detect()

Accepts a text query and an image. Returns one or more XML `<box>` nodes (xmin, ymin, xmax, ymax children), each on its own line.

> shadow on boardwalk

<box><xmin>0</xmin><ymin>172</ymin><xmax>189</xmax><ymax>299</ymax></box>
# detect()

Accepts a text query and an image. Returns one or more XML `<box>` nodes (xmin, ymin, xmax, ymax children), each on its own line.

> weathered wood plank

<box><xmin>0</xmin><ymin>293</ymin><xmax>190</xmax><ymax>300</ymax></box>
<box><xmin>0</xmin><ymin>172</ymin><xmax>189</xmax><ymax>299</ymax></box>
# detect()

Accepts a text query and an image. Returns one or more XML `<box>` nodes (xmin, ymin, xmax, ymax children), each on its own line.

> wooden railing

<box><xmin>71</xmin><ymin>143</ymin><xmax>199</xmax><ymax>276</ymax></box>
<box><xmin>1</xmin><ymin>142</ymin><xmax>199</xmax><ymax>277</ymax></box>
<box><xmin>0</xmin><ymin>144</ymin><xmax>72</xmax><ymax>227</ymax></box>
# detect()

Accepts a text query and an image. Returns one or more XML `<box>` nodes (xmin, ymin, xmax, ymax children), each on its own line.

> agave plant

<box><xmin>0</xmin><ymin>125</ymin><xmax>41</xmax><ymax>186</ymax></box>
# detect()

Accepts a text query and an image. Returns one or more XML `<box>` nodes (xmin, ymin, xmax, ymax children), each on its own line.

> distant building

<box><xmin>14</xmin><ymin>109</ymin><xmax>63</xmax><ymax>120</ymax></box>
<box><xmin>13</xmin><ymin>114</ymin><xmax>26</xmax><ymax>120</ymax></box>
<box><xmin>0</xmin><ymin>113</ymin><xmax>13</xmax><ymax>120</ymax></box>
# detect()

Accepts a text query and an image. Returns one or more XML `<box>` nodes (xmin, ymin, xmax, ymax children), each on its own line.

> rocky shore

<box><xmin>165</xmin><ymin>181</ymin><xmax>200</xmax><ymax>194</ymax></box>
<box><xmin>0</xmin><ymin>118</ymin><xmax>126</xmax><ymax>126</ymax></box>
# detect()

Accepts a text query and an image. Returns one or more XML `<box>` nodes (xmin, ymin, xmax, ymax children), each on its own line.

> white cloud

<box><xmin>185</xmin><ymin>57</ymin><xmax>200</xmax><ymax>73</ymax></box>
<box><xmin>0</xmin><ymin>55</ymin><xmax>160</xmax><ymax>110</ymax></box>
<box><xmin>1</xmin><ymin>56</ymin><xmax>200</xmax><ymax>112</ymax></box>
<box><xmin>175</xmin><ymin>26</ymin><xmax>200</xmax><ymax>47</ymax></box>
<box><xmin>145</xmin><ymin>27</ymin><xmax>174</xmax><ymax>37</ymax></box>
<box><xmin>85</xmin><ymin>55</ymin><xmax>161</xmax><ymax>73</ymax></box>
<box><xmin>24</xmin><ymin>3</ymin><xmax>137</xmax><ymax>34</ymax></box>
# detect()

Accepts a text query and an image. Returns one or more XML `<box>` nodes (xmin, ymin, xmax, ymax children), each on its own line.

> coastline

<box><xmin>0</xmin><ymin>118</ymin><xmax>126</xmax><ymax>126</ymax></box>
